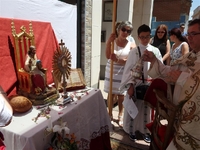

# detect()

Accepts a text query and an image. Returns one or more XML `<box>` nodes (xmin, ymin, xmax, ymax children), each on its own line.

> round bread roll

<box><xmin>10</xmin><ymin>96</ymin><xmax>32</xmax><ymax>113</ymax></box>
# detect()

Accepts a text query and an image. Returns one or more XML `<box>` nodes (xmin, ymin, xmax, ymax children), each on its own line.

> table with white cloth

<box><xmin>0</xmin><ymin>88</ymin><xmax>112</xmax><ymax>150</ymax></box>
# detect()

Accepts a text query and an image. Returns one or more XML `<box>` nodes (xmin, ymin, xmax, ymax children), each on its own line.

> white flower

<box><xmin>52</xmin><ymin>121</ymin><xmax>70</xmax><ymax>135</ymax></box>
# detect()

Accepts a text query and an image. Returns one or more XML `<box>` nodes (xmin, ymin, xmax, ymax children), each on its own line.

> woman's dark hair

<box><xmin>169</xmin><ymin>27</ymin><xmax>188</xmax><ymax>42</ymax></box>
<box><xmin>115</xmin><ymin>21</ymin><xmax>133</xmax><ymax>37</ymax></box>
<box><xmin>154</xmin><ymin>24</ymin><xmax>168</xmax><ymax>42</ymax></box>
<box><xmin>137</xmin><ymin>24</ymin><xmax>151</xmax><ymax>35</ymax></box>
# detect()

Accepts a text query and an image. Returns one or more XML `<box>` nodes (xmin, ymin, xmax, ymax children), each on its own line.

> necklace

<box><xmin>116</xmin><ymin>37</ymin><xmax>127</xmax><ymax>47</ymax></box>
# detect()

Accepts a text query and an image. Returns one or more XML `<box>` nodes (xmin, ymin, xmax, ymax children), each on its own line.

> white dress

<box><xmin>120</xmin><ymin>43</ymin><xmax>163</xmax><ymax>135</ymax></box>
<box><xmin>104</xmin><ymin>41</ymin><xmax>132</xmax><ymax>94</ymax></box>
<box><xmin>170</xmin><ymin>42</ymin><xmax>187</xmax><ymax>65</ymax></box>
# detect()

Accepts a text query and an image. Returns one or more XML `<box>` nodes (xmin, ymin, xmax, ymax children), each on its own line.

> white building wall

<box><xmin>117</xmin><ymin>0</ymin><xmax>134</xmax><ymax>22</ymax></box>
<box><xmin>91</xmin><ymin>0</ymin><xmax>102</xmax><ymax>88</ymax></box>
<box><xmin>193</xmin><ymin>6</ymin><xmax>200</xmax><ymax>19</ymax></box>
<box><xmin>132</xmin><ymin>0</ymin><xmax>154</xmax><ymax>44</ymax></box>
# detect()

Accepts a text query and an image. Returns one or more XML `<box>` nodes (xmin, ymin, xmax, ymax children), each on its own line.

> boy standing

<box><xmin>120</xmin><ymin>24</ymin><xmax>162</xmax><ymax>142</ymax></box>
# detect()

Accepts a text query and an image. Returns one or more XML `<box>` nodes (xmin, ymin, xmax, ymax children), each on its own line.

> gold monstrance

<box><xmin>52</xmin><ymin>40</ymin><xmax>72</xmax><ymax>104</ymax></box>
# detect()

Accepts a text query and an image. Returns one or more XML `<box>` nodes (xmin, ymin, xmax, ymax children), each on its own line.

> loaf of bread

<box><xmin>10</xmin><ymin>96</ymin><xmax>32</xmax><ymax>113</ymax></box>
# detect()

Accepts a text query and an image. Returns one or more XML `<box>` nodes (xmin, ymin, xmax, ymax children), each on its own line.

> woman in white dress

<box><xmin>104</xmin><ymin>21</ymin><xmax>136</xmax><ymax>126</ymax></box>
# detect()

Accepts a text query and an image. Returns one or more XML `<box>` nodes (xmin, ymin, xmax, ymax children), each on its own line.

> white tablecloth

<box><xmin>0</xmin><ymin>89</ymin><xmax>112</xmax><ymax>150</ymax></box>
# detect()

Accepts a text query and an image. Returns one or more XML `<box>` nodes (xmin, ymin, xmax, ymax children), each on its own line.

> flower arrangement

<box><xmin>46</xmin><ymin>119</ymin><xmax>79</xmax><ymax>150</ymax></box>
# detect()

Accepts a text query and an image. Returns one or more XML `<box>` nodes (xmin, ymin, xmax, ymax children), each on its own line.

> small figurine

<box><xmin>24</xmin><ymin>45</ymin><xmax>38</xmax><ymax>72</ymax></box>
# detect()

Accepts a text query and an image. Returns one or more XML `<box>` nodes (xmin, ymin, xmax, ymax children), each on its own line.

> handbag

<box><xmin>135</xmin><ymin>46</ymin><xmax>149</xmax><ymax>100</ymax></box>
<box><xmin>136</xmin><ymin>84</ymin><xmax>149</xmax><ymax>100</ymax></box>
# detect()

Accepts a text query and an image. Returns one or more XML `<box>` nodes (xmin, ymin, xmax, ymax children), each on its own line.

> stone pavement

<box><xmin>99</xmin><ymin>80</ymin><xmax>150</xmax><ymax>150</ymax></box>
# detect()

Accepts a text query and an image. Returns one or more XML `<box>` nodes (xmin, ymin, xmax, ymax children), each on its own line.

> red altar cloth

<box><xmin>0</xmin><ymin>17</ymin><xmax>59</xmax><ymax>96</ymax></box>
<box><xmin>90</xmin><ymin>132</ymin><xmax>112</xmax><ymax>150</ymax></box>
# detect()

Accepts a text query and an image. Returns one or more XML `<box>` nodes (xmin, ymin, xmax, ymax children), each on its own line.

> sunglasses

<box><xmin>121</xmin><ymin>28</ymin><xmax>131</xmax><ymax>34</ymax></box>
<box><xmin>157</xmin><ymin>31</ymin><xmax>165</xmax><ymax>34</ymax></box>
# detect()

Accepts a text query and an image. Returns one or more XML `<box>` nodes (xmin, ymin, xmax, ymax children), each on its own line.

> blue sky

<box><xmin>189</xmin><ymin>0</ymin><xmax>200</xmax><ymax>19</ymax></box>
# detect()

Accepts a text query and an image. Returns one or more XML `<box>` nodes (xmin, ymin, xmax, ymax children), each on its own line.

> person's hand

<box><xmin>107</xmin><ymin>33</ymin><xmax>116</xmax><ymax>44</ymax></box>
<box><xmin>143</xmin><ymin>50</ymin><xmax>157</xmax><ymax>64</ymax></box>
<box><xmin>110</xmin><ymin>53</ymin><xmax>118</xmax><ymax>62</ymax></box>
<box><xmin>127</xmin><ymin>84</ymin><xmax>134</xmax><ymax>99</ymax></box>
<box><xmin>165</xmin><ymin>70</ymin><xmax>182</xmax><ymax>83</ymax></box>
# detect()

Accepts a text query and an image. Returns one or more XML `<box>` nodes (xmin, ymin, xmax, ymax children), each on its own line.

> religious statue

<box><xmin>24</xmin><ymin>46</ymin><xmax>47</xmax><ymax>94</ymax></box>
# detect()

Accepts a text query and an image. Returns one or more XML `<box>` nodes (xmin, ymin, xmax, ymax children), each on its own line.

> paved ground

<box><xmin>99</xmin><ymin>80</ymin><xmax>150</xmax><ymax>150</ymax></box>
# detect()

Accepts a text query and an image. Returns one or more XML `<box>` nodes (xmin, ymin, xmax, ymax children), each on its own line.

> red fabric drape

<box><xmin>0</xmin><ymin>17</ymin><xmax>59</xmax><ymax>96</ymax></box>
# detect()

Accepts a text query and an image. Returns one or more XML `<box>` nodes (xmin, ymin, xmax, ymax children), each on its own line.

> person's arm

<box><xmin>181</xmin><ymin>42</ymin><xmax>189</xmax><ymax>55</ymax></box>
<box><xmin>167</xmin><ymin>43</ymin><xmax>175</xmax><ymax>65</ymax></box>
<box><xmin>110</xmin><ymin>42</ymin><xmax>135</xmax><ymax>66</ymax></box>
<box><xmin>166</xmin><ymin>54</ymin><xmax>171</xmax><ymax>66</ymax></box>
<box><xmin>0</xmin><ymin>86</ymin><xmax>13</xmax><ymax>127</ymax></box>
<box><xmin>149</xmin><ymin>37</ymin><xmax>154</xmax><ymax>44</ymax></box>
<box><xmin>105</xmin><ymin>33</ymin><xmax>115</xmax><ymax>59</ymax></box>
<box><xmin>143</xmin><ymin>50</ymin><xmax>167</xmax><ymax>78</ymax></box>
<box><xmin>120</xmin><ymin>49</ymin><xmax>137</xmax><ymax>94</ymax></box>
<box><xmin>24</xmin><ymin>55</ymin><xmax>31</xmax><ymax>72</ymax></box>
<box><xmin>162</xmin><ymin>39</ymin><xmax>170</xmax><ymax>62</ymax></box>
<box><xmin>130</xmin><ymin>42</ymin><xmax>136</xmax><ymax>50</ymax></box>
<box><xmin>110</xmin><ymin>53</ymin><xmax>126</xmax><ymax>65</ymax></box>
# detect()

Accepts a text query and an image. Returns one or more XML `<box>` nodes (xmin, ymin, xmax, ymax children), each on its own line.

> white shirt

<box><xmin>0</xmin><ymin>86</ymin><xmax>12</xmax><ymax>126</ymax></box>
